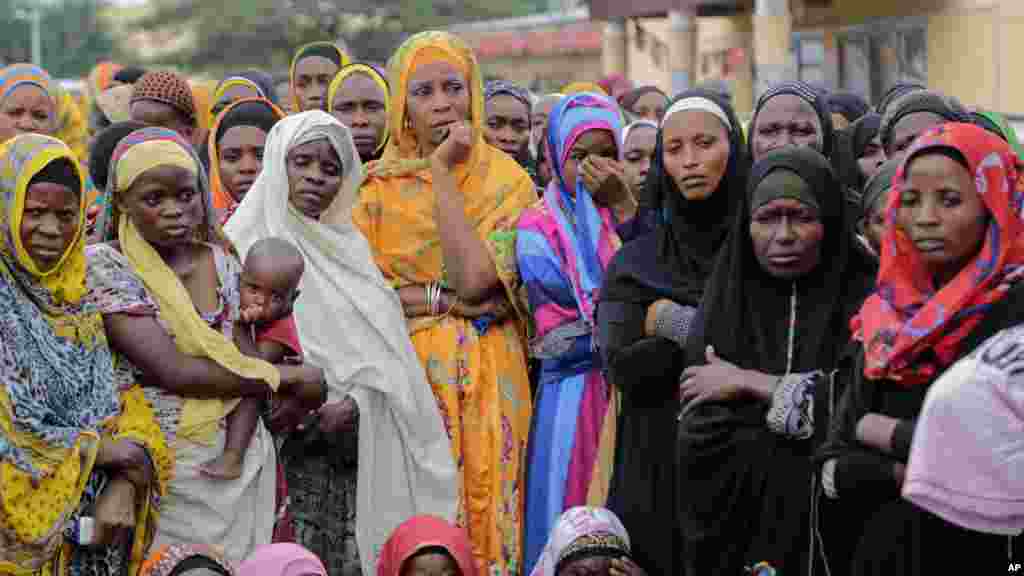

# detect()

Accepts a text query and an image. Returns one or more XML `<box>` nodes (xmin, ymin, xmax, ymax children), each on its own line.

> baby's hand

<box><xmin>239</xmin><ymin>303</ymin><xmax>268</xmax><ymax>325</ymax></box>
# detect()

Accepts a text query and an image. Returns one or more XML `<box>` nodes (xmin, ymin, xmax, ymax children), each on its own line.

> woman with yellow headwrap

<box><xmin>0</xmin><ymin>133</ymin><xmax>170</xmax><ymax>576</ymax></box>
<box><xmin>353</xmin><ymin>30</ymin><xmax>536</xmax><ymax>574</ymax></box>
<box><xmin>86</xmin><ymin>126</ymin><xmax>327</xmax><ymax>564</ymax></box>
<box><xmin>207</xmin><ymin>96</ymin><xmax>285</xmax><ymax>222</ymax></box>
<box><xmin>327</xmin><ymin>62</ymin><xmax>389</xmax><ymax>162</ymax></box>
<box><xmin>85</xmin><ymin>61</ymin><xmax>123</xmax><ymax>133</ymax></box>
<box><xmin>290</xmin><ymin>41</ymin><xmax>350</xmax><ymax>113</ymax></box>
<box><xmin>209</xmin><ymin>70</ymin><xmax>279</xmax><ymax>125</ymax></box>
<box><xmin>0</xmin><ymin>64</ymin><xmax>103</xmax><ymax>230</ymax></box>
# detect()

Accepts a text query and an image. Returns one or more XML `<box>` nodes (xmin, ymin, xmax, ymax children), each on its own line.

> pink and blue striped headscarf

<box><xmin>543</xmin><ymin>91</ymin><xmax>623</xmax><ymax>321</ymax></box>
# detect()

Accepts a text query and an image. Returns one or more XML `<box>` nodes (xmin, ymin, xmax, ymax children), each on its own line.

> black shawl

<box><xmin>829</xmin><ymin>91</ymin><xmax>871</xmax><ymax>125</ymax></box>
<box><xmin>879</xmin><ymin>90</ymin><xmax>968</xmax><ymax>153</ymax></box>
<box><xmin>601</xmin><ymin>89</ymin><xmax>748</xmax><ymax>307</ymax></box>
<box><xmin>750</xmin><ymin>81</ymin><xmax>835</xmax><ymax>161</ymax></box>
<box><xmin>678</xmin><ymin>146</ymin><xmax>876</xmax><ymax>576</ymax></box>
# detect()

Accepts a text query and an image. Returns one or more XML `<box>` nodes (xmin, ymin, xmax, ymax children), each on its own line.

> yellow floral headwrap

<box><xmin>327</xmin><ymin>63</ymin><xmax>390</xmax><ymax>156</ymax></box>
<box><xmin>1</xmin><ymin>134</ymin><xmax>86</xmax><ymax>303</ymax></box>
<box><xmin>373</xmin><ymin>31</ymin><xmax>485</xmax><ymax>179</ymax></box>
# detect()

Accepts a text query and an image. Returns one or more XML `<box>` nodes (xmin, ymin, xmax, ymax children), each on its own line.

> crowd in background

<box><xmin>2</xmin><ymin>25</ymin><xmax>1024</xmax><ymax>576</ymax></box>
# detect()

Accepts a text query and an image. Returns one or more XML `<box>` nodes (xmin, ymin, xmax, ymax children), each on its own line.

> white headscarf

<box><xmin>530</xmin><ymin>507</ymin><xmax>632</xmax><ymax>576</ymax></box>
<box><xmin>224</xmin><ymin>110</ymin><xmax>458</xmax><ymax>574</ymax></box>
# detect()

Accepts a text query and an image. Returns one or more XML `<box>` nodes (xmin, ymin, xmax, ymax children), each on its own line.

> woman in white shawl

<box><xmin>224</xmin><ymin>110</ymin><xmax>458</xmax><ymax>575</ymax></box>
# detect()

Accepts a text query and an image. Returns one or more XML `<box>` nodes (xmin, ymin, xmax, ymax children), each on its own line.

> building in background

<box><xmin>582</xmin><ymin>0</ymin><xmax>1023</xmax><ymax>119</ymax></box>
<box><xmin>450</xmin><ymin>8</ymin><xmax>604</xmax><ymax>92</ymax></box>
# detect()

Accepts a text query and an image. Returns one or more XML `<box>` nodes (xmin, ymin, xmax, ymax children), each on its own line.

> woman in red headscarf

<box><xmin>817</xmin><ymin>123</ymin><xmax>1024</xmax><ymax>575</ymax></box>
<box><xmin>378</xmin><ymin>516</ymin><xmax>477</xmax><ymax>576</ymax></box>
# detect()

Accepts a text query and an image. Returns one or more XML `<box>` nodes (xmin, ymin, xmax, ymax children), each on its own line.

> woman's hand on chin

<box><xmin>430</xmin><ymin>121</ymin><xmax>473</xmax><ymax>172</ymax></box>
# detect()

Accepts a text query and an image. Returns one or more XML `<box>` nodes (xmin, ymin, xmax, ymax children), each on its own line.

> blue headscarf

<box><xmin>542</xmin><ymin>92</ymin><xmax>623</xmax><ymax>320</ymax></box>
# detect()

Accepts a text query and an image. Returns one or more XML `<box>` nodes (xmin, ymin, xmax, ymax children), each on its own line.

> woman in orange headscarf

<box><xmin>352</xmin><ymin>31</ymin><xmax>536</xmax><ymax>574</ymax></box>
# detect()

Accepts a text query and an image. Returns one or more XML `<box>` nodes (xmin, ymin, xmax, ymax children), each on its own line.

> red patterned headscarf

<box><xmin>854</xmin><ymin>122</ymin><xmax>1024</xmax><ymax>385</ymax></box>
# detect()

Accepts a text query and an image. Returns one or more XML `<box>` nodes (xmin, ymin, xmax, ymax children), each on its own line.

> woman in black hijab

<box><xmin>597</xmin><ymin>88</ymin><xmax>748</xmax><ymax>575</ymax></box>
<box><xmin>677</xmin><ymin>147</ymin><xmax>876</xmax><ymax>576</ymax></box>
<box><xmin>879</xmin><ymin>89</ymin><xmax>968</xmax><ymax>160</ymax></box>
<box><xmin>828</xmin><ymin>91</ymin><xmax>870</xmax><ymax>130</ymax></box>
<box><xmin>749</xmin><ymin>81</ymin><xmax>835</xmax><ymax>162</ymax></box>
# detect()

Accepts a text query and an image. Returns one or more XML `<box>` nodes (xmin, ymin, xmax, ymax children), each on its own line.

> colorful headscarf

<box><xmin>289</xmin><ymin>41</ymin><xmax>350</xmax><ymax>112</ymax></box>
<box><xmin>976</xmin><ymin>110</ymin><xmax>1024</xmax><ymax>159</ymax></box>
<box><xmin>327</xmin><ymin>62</ymin><xmax>390</xmax><ymax>156</ymax></box>
<box><xmin>141</xmin><ymin>544</ymin><xmax>234</xmax><ymax>576</ymax></box>
<box><xmin>207</xmin><ymin>97</ymin><xmax>285</xmax><ymax>217</ymax></box>
<box><xmin>191</xmin><ymin>79</ymin><xmax>217</xmax><ymax>132</ymax></box>
<box><xmin>0</xmin><ymin>133</ymin><xmax>116</xmax><ymax>478</ymax></box>
<box><xmin>87</xmin><ymin>61</ymin><xmax>123</xmax><ymax>102</ymax></box>
<box><xmin>596</xmin><ymin>74</ymin><xmax>632</xmax><ymax>98</ymax></box>
<box><xmin>238</xmin><ymin>544</ymin><xmax>326</xmax><ymax>576</ymax></box>
<box><xmin>854</xmin><ymin>123</ymin><xmax>1024</xmax><ymax>385</ymax></box>
<box><xmin>373</xmin><ymin>31</ymin><xmax>485</xmax><ymax>178</ymax></box>
<box><xmin>561</xmin><ymin>81</ymin><xmax>606</xmax><ymax>96</ymax></box>
<box><xmin>542</xmin><ymin>91</ymin><xmax>623</xmax><ymax>323</ymax></box>
<box><xmin>211</xmin><ymin>71</ymin><xmax>277</xmax><ymax>124</ymax></box>
<box><xmin>377</xmin><ymin>516</ymin><xmax>477</xmax><ymax>576</ymax></box>
<box><xmin>484</xmin><ymin>79</ymin><xmax>531</xmax><ymax>112</ymax></box>
<box><xmin>0</xmin><ymin>64</ymin><xmax>54</xmax><ymax>108</ymax></box>
<box><xmin>530</xmin><ymin>507</ymin><xmax>631</xmax><ymax>576</ymax></box>
<box><xmin>96</xmin><ymin>127</ymin><xmax>279</xmax><ymax>441</ymax></box>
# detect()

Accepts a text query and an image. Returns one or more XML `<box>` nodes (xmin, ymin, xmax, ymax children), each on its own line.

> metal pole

<box><xmin>30</xmin><ymin>7</ymin><xmax>41</xmax><ymax>67</ymax></box>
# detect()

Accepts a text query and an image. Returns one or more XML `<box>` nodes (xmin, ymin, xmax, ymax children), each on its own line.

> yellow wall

<box><xmin>793</xmin><ymin>0</ymin><xmax>1024</xmax><ymax>115</ymax></box>
<box><xmin>927</xmin><ymin>10</ymin><xmax>997</xmax><ymax>110</ymax></box>
<box><xmin>698</xmin><ymin>16</ymin><xmax>754</xmax><ymax>115</ymax></box>
<box><xmin>625</xmin><ymin>19</ymin><xmax>673</xmax><ymax>94</ymax></box>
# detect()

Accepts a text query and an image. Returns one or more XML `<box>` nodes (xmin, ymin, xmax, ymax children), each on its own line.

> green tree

<box><xmin>0</xmin><ymin>0</ymin><xmax>115</xmax><ymax>78</ymax></box>
<box><xmin>132</xmin><ymin>0</ymin><xmax>548</xmax><ymax>75</ymax></box>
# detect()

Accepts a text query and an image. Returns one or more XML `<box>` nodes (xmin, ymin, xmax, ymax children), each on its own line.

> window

<box><xmin>792</xmin><ymin>33</ymin><xmax>825</xmax><ymax>87</ymax></box>
<box><xmin>836</xmin><ymin>19</ymin><xmax>927</xmax><ymax>103</ymax></box>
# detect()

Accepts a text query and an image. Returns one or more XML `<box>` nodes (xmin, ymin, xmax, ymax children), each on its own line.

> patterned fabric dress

<box><xmin>353</xmin><ymin>31</ymin><xmax>536</xmax><ymax>575</ymax></box>
<box><xmin>514</xmin><ymin>92</ymin><xmax>623</xmax><ymax>575</ymax></box>
<box><xmin>86</xmin><ymin>242</ymin><xmax>278</xmax><ymax>565</ymax></box>
<box><xmin>0</xmin><ymin>134</ymin><xmax>169</xmax><ymax>576</ymax></box>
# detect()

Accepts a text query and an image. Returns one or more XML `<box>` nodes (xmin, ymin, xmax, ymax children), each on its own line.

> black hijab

<box><xmin>601</xmin><ymin>89</ymin><xmax>748</xmax><ymax>306</ymax></box>
<box><xmin>749</xmin><ymin>81</ymin><xmax>835</xmax><ymax>160</ymax></box>
<box><xmin>835</xmin><ymin>112</ymin><xmax>882</xmax><ymax>194</ymax></box>
<box><xmin>828</xmin><ymin>91</ymin><xmax>870</xmax><ymax>125</ymax></box>
<box><xmin>685</xmin><ymin>146</ymin><xmax>874</xmax><ymax>374</ymax></box>
<box><xmin>876</xmin><ymin>81</ymin><xmax>926</xmax><ymax>115</ymax></box>
<box><xmin>879</xmin><ymin>89</ymin><xmax>968</xmax><ymax>153</ymax></box>
<box><xmin>677</xmin><ymin>147</ymin><xmax>876</xmax><ymax>576</ymax></box>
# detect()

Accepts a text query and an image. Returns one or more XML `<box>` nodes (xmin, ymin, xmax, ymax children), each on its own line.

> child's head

<box><xmin>860</xmin><ymin>158</ymin><xmax>900</xmax><ymax>255</ymax></box>
<box><xmin>401</xmin><ymin>546</ymin><xmax>460</xmax><ymax>576</ymax></box>
<box><xmin>240</xmin><ymin>237</ymin><xmax>304</xmax><ymax>324</ymax></box>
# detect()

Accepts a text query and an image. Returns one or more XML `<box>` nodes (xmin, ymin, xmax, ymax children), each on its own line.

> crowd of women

<box><xmin>2</xmin><ymin>24</ymin><xmax>1024</xmax><ymax>576</ymax></box>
